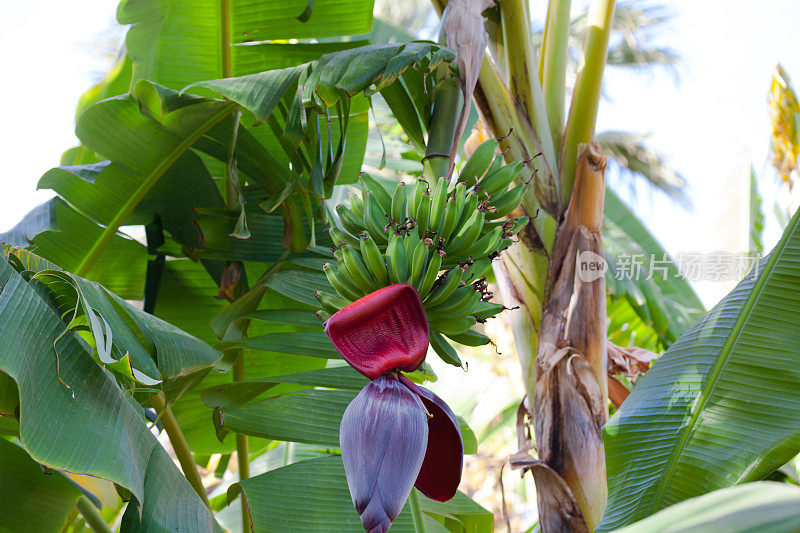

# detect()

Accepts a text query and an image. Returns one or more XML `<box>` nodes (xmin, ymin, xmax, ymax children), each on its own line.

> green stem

<box><xmin>151</xmin><ymin>393</ymin><xmax>211</xmax><ymax>509</ymax></box>
<box><xmin>424</xmin><ymin>73</ymin><xmax>462</xmax><ymax>182</ymax></box>
<box><xmin>497</xmin><ymin>0</ymin><xmax>559</xmax><ymax>186</ymax></box>
<box><xmin>233</xmin><ymin>350</ymin><xmax>250</xmax><ymax>530</ymax></box>
<box><xmin>409</xmin><ymin>489</ymin><xmax>426</xmax><ymax>533</ymax></box>
<box><xmin>76</xmin><ymin>497</ymin><xmax>112</xmax><ymax>533</ymax></box>
<box><xmin>541</xmin><ymin>0</ymin><xmax>573</xmax><ymax>156</ymax></box>
<box><xmin>559</xmin><ymin>0</ymin><xmax>616</xmax><ymax>204</ymax></box>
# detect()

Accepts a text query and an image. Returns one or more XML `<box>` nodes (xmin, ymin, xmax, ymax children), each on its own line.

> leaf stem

<box><xmin>233</xmin><ymin>349</ymin><xmax>250</xmax><ymax>530</ymax></box>
<box><xmin>541</xmin><ymin>0</ymin><xmax>573</xmax><ymax>156</ymax></box>
<box><xmin>76</xmin><ymin>496</ymin><xmax>112</xmax><ymax>533</ymax></box>
<box><xmin>409</xmin><ymin>489</ymin><xmax>426</xmax><ymax>533</ymax></box>
<box><xmin>559</xmin><ymin>0</ymin><xmax>616</xmax><ymax>204</ymax></box>
<box><xmin>151</xmin><ymin>393</ymin><xmax>211</xmax><ymax>509</ymax></box>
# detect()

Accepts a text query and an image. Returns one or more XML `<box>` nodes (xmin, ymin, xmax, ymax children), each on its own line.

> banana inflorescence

<box><xmin>316</xmin><ymin>138</ymin><xmax>529</xmax><ymax>367</ymax></box>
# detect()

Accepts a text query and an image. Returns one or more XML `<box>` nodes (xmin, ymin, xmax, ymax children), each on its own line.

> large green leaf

<box><xmin>0</xmin><ymin>256</ymin><xmax>218</xmax><ymax>532</ymax></box>
<box><xmin>118</xmin><ymin>0</ymin><xmax>376</xmax><ymax>90</ymax></box>
<box><xmin>4</xmin><ymin>247</ymin><xmax>219</xmax><ymax>395</ymax></box>
<box><xmin>0</xmin><ymin>439</ymin><xmax>82</xmax><ymax>533</ymax></box>
<box><xmin>599</xmin><ymin>207</ymin><xmax>800</xmax><ymax>530</ymax></box>
<box><xmin>614</xmin><ymin>482</ymin><xmax>800</xmax><ymax>533</ymax></box>
<box><xmin>225</xmin><ymin>455</ymin><xmax>491</xmax><ymax>532</ymax></box>
<box><xmin>604</xmin><ymin>188</ymin><xmax>705</xmax><ymax>347</ymax></box>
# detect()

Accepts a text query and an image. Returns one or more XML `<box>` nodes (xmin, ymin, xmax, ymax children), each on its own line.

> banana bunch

<box><xmin>316</xmin><ymin>138</ymin><xmax>528</xmax><ymax>367</ymax></box>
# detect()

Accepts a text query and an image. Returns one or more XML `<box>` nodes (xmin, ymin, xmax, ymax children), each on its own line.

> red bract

<box><xmin>340</xmin><ymin>374</ymin><xmax>464</xmax><ymax>533</ymax></box>
<box><xmin>324</xmin><ymin>283</ymin><xmax>429</xmax><ymax>379</ymax></box>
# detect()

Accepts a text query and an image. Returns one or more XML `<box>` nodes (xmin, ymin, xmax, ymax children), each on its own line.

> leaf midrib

<box><xmin>649</xmin><ymin>208</ymin><xmax>800</xmax><ymax>511</ymax></box>
<box><xmin>73</xmin><ymin>102</ymin><xmax>236</xmax><ymax>277</ymax></box>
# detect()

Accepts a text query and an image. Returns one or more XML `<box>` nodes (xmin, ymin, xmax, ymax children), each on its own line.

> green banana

<box><xmin>459</xmin><ymin>138</ymin><xmax>498</xmax><ymax>188</ymax></box>
<box><xmin>461</xmin><ymin>226</ymin><xmax>503</xmax><ymax>260</ymax></box>
<box><xmin>425</xmin><ymin>267</ymin><xmax>463</xmax><ymax>307</ymax></box>
<box><xmin>415</xmin><ymin>191</ymin><xmax>431</xmax><ymax>237</ymax></box>
<box><xmin>359</xmin><ymin>173</ymin><xmax>392</xmax><ymax>212</ymax></box>
<box><xmin>447</xmin><ymin>209</ymin><xmax>485</xmax><ymax>256</ymax></box>
<box><xmin>323</xmin><ymin>262</ymin><xmax>363</xmax><ymax>301</ymax></box>
<box><xmin>486</xmin><ymin>184</ymin><xmax>527</xmax><ymax>220</ymax></box>
<box><xmin>411</xmin><ymin>179</ymin><xmax>427</xmax><ymax>217</ymax></box>
<box><xmin>363</xmin><ymin>191</ymin><xmax>389</xmax><ymax>243</ymax></box>
<box><xmin>336</xmin><ymin>204</ymin><xmax>366</xmax><ymax>236</ymax></box>
<box><xmin>386</xmin><ymin>233</ymin><xmax>408</xmax><ymax>284</ymax></box>
<box><xmin>342</xmin><ymin>244</ymin><xmax>377</xmax><ymax>292</ymax></box>
<box><xmin>505</xmin><ymin>215</ymin><xmax>529</xmax><ymax>236</ymax></box>
<box><xmin>477</xmin><ymin>161</ymin><xmax>524</xmax><ymax>195</ymax></box>
<box><xmin>416</xmin><ymin>249</ymin><xmax>443</xmax><ymax>296</ymax></box>
<box><xmin>429</xmin><ymin>315</ymin><xmax>476</xmax><ymax>336</ymax></box>
<box><xmin>408</xmin><ymin>240</ymin><xmax>428</xmax><ymax>286</ymax></box>
<box><xmin>427</xmin><ymin>286</ymin><xmax>481</xmax><ymax>321</ymax></box>
<box><xmin>315</xmin><ymin>310</ymin><xmax>331</xmax><ymax>322</ymax></box>
<box><xmin>429</xmin><ymin>331</ymin><xmax>462</xmax><ymax>367</ymax></box>
<box><xmin>463</xmin><ymin>258</ymin><xmax>493</xmax><ymax>282</ymax></box>
<box><xmin>391</xmin><ymin>182</ymin><xmax>407</xmax><ymax>222</ymax></box>
<box><xmin>437</xmin><ymin>196</ymin><xmax>460</xmax><ymax>242</ymax></box>
<box><xmin>360</xmin><ymin>233</ymin><xmax>390</xmax><ymax>286</ymax></box>
<box><xmin>446</xmin><ymin>329</ymin><xmax>491</xmax><ymax>347</ymax></box>
<box><xmin>473</xmin><ymin>301</ymin><xmax>504</xmax><ymax>320</ymax></box>
<box><xmin>428</xmin><ymin>177</ymin><xmax>448</xmax><ymax>232</ymax></box>
<box><xmin>454</xmin><ymin>191</ymin><xmax>479</xmax><ymax>232</ymax></box>
<box><xmin>349</xmin><ymin>193</ymin><xmax>365</xmax><ymax>219</ymax></box>
<box><xmin>315</xmin><ymin>291</ymin><xmax>352</xmax><ymax>314</ymax></box>
<box><xmin>329</xmin><ymin>226</ymin><xmax>360</xmax><ymax>248</ymax></box>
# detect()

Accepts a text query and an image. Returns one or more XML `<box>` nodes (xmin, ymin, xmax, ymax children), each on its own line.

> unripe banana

<box><xmin>461</xmin><ymin>226</ymin><xmax>503</xmax><ymax>260</ymax></box>
<box><xmin>360</xmin><ymin>233</ymin><xmax>390</xmax><ymax>286</ymax></box>
<box><xmin>408</xmin><ymin>240</ymin><xmax>428</xmax><ymax>286</ymax></box>
<box><xmin>427</xmin><ymin>286</ymin><xmax>481</xmax><ymax>321</ymax></box>
<box><xmin>415</xmin><ymin>191</ymin><xmax>431</xmax><ymax>237</ymax></box>
<box><xmin>417</xmin><ymin>248</ymin><xmax>443</xmax><ymax>297</ymax></box>
<box><xmin>363</xmin><ymin>191</ymin><xmax>389</xmax><ymax>243</ymax></box>
<box><xmin>342</xmin><ymin>244</ymin><xmax>377</xmax><ymax>291</ymax></box>
<box><xmin>323</xmin><ymin>262</ymin><xmax>363</xmax><ymax>301</ymax></box>
<box><xmin>425</xmin><ymin>267</ymin><xmax>463</xmax><ymax>307</ymax></box>
<box><xmin>486</xmin><ymin>184</ymin><xmax>527</xmax><ymax>220</ymax></box>
<box><xmin>477</xmin><ymin>161</ymin><xmax>524</xmax><ymax>195</ymax></box>
<box><xmin>448</xmin><ymin>209</ymin><xmax>485</xmax><ymax>256</ymax></box>
<box><xmin>315</xmin><ymin>290</ymin><xmax>352</xmax><ymax>314</ymax></box>
<box><xmin>463</xmin><ymin>258</ymin><xmax>493</xmax><ymax>282</ymax></box>
<box><xmin>411</xmin><ymin>179</ymin><xmax>427</xmax><ymax>217</ymax></box>
<box><xmin>437</xmin><ymin>196</ymin><xmax>460</xmax><ymax>242</ymax></box>
<box><xmin>428</xmin><ymin>177</ymin><xmax>448</xmax><ymax>232</ymax></box>
<box><xmin>504</xmin><ymin>216</ymin><xmax>529</xmax><ymax>236</ymax></box>
<box><xmin>359</xmin><ymin>172</ymin><xmax>392</xmax><ymax>213</ymax></box>
<box><xmin>473</xmin><ymin>301</ymin><xmax>504</xmax><ymax>320</ymax></box>
<box><xmin>316</xmin><ymin>310</ymin><xmax>331</xmax><ymax>322</ymax></box>
<box><xmin>386</xmin><ymin>233</ymin><xmax>408</xmax><ymax>284</ymax></box>
<box><xmin>336</xmin><ymin>204</ymin><xmax>366</xmax><ymax>236</ymax></box>
<box><xmin>349</xmin><ymin>193</ymin><xmax>365</xmax><ymax>219</ymax></box>
<box><xmin>446</xmin><ymin>329</ymin><xmax>491</xmax><ymax>347</ymax></box>
<box><xmin>429</xmin><ymin>315</ymin><xmax>476</xmax><ymax>336</ymax></box>
<box><xmin>391</xmin><ymin>182</ymin><xmax>407</xmax><ymax>222</ymax></box>
<box><xmin>455</xmin><ymin>191</ymin><xmax>479</xmax><ymax>232</ymax></box>
<box><xmin>459</xmin><ymin>138</ymin><xmax>498</xmax><ymax>188</ymax></box>
<box><xmin>429</xmin><ymin>331</ymin><xmax>462</xmax><ymax>367</ymax></box>
<box><xmin>329</xmin><ymin>226</ymin><xmax>360</xmax><ymax>248</ymax></box>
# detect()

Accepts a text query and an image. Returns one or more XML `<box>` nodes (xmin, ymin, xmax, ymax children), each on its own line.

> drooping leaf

<box><xmin>599</xmin><ymin>207</ymin><xmax>800</xmax><ymax>530</ymax></box>
<box><xmin>0</xmin><ymin>256</ymin><xmax>218</xmax><ymax>532</ymax></box>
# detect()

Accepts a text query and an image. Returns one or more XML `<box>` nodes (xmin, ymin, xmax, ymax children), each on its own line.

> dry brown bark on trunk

<box><xmin>532</xmin><ymin>144</ymin><xmax>608</xmax><ymax>532</ymax></box>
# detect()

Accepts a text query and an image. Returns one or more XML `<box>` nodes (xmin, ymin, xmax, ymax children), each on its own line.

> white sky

<box><xmin>1</xmin><ymin>0</ymin><xmax>799</xmax><ymax>307</ymax></box>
